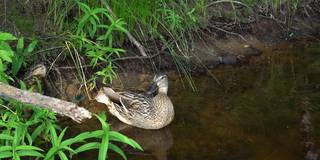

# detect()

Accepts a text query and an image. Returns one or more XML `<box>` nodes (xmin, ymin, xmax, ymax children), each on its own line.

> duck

<box><xmin>95</xmin><ymin>74</ymin><xmax>174</xmax><ymax>129</ymax></box>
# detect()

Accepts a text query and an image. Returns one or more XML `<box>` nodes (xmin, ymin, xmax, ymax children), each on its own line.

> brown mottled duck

<box><xmin>95</xmin><ymin>74</ymin><xmax>174</xmax><ymax>129</ymax></box>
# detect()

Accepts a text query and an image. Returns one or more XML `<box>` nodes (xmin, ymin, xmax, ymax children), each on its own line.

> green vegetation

<box><xmin>0</xmin><ymin>32</ymin><xmax>142</xmax><ymax>159</ymax></box>
<box><xmin>0</xmin><ymin>101</ymin><xmax>142</xmax><ymax>160</ymax></box>
<box><xmin>0</xmin><ymin>0</ymin><xmax>317</xmax><ymax>159</ymax></box>
<box><xmin>2</xmin><ymin>0</ymin><xmax>312</xmax><ymax>88</ymax></box>
<box><xmin>43</xmin><ymin>0</ymin><xmax>311</xmax><ymax>88</ymax></box>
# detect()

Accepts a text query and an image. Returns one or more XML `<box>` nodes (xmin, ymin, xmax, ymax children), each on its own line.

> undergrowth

<box><xmin>0</xmin><ymin>32</ymin><xmax>142</xmax><ymax>160</ymax></box>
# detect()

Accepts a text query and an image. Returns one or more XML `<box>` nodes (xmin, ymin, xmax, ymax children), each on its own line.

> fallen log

<box><xmin>0</xmin><ymin>82</ymin><xmax>92</xmax><ymax>123</ymax></box>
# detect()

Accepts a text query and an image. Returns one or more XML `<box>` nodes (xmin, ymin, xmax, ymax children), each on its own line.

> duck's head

<box><xmin>147</xmin><ymin>74</ymin><xmax>168</xmax><ymax>94</ymax></box>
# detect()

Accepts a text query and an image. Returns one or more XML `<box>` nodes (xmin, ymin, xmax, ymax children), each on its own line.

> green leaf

<box><xmin>11</xmin><ymin>56</ymin><xmax>23</xmax><ymax>75</ymax></box>
<box><xmin>17</xmin><ymin>37</ymin><xmax>24</xmax><ymax>51</ymax></box>
<box><xmin>0</xmin><ymin>59</ymin><xmax>3</xmax><ymax>71</ymax></box>
<box><xmin>95</xmin><ymin>113</ymin><xmax>110</xmax><ymax>160</ymax></box>
<box><xmin>44</xmin><ymin>146</ymin><xmax>58</xmax><ymax>160</ymax></box>
<box><xmin>31</xmin><ymin>123</ymin><xmax>45</xmax><ymax>141</ymax></box>
<box><xmin>99</xmin><ymin>112</ymin><xmax>107</xmax><ymax>122</ymax></box>
<box><xmin>60</xmin><ymin>130</ymin><xmax>100</xmax><ymax>147</ymax></box>
<box><xmin>26</xmin><ymin>40</ymin><xmax>37</xmax><ymax>53</ymax></box>
<box><xmin>76</xmin><ymin>14</ymin><xmax>90</xmax><ymax>35</ymax></box>
<box><xmin>16</xmin><ymin>145</ymin><xmax>43</xmax><ymax>151</ymax></box>
<box><xmin>25</xmin><ymin>133</ymin><xmax>33</xmax><ymax>145</ymax></box>
<box><xmin>76</xmin><ymin>1</ymin><xmax>91</xmax><ymax>14</ymax></box>
<box><xmin>0</xmin><ymin>151</ymin><xmax>13</xmax><ymax>158</ymax></box>
<box><xmin>109</xmin><ymin>143</ymin><xmax>127</xmax><ymax>160</ymax></box>
<box><xmin>49</xmin><ymin>125</ymin><xmax>58</xmax><ymax>145</ymax></box>
<box><xmin>0</xmin><ymin>32</ymin><xmax>16</xmax><ymax>41</ymax></box>
<box><xmin>0</xmin><ymin>133</ymin><xmax>14</xmax><ymax>140</ymax></box>
<box><xmin>16</xmin><ymin>150</ymin><xmax>44</xmax><ymax>157</ymax></box>
<box><xmin>0</xmin><ymin>49</ymin><xmax>13</xmax><ymax>62</ymax></box>
<box><xmin>82</xmin><ymin>130</ymin><xmax>104</xmax><ymax>139</ymax></box>
<box><xmin>0</xmin><ymin>41</ymin><xmax>13</xmax><ymax>51</ymax></box>
<box><xmin>57</xmin><ymin>127</ymin><xmax>68</xmax><ymax>144</ymax></box>
<box><xmin>61</xmin><ymin>146</ymin><xmax>76</xmax><ymax>154</ymax></box>
<box><xmin>13</xmin><ymin>153</ymin><xmax>21</xmax><ymax>160</ymax></box>
<box><xmin>88</xmin><ymin>17</ymin><xmax>97</xmax><ymax>38</ymax></box>
<box><xmin>0</xmin><ymin>146</ymin><xmax>13</xmax><ymax>152</ymax></box>
<box><xmin>74</xmin><ymin>142</ymin><xmax>100</xmax><ymax>153</ymax></box>
<box><xmin>109</xmin><ymin>131</ymin><xmax>143</xmax><ymax>151</ymax></box>
<box><xmin>98</xmin><ymin>131</ymin><xmax>109</xmax><ymax>160</ymax></box>
<box><xmin>58</xmin><ymin>151</ymin><xmax>68</xmax><ymax>160</ymax></box>
<box><xmin>96</xmin><ymin>35</ymin><xmax>106</xmax><ymax>41</ymax></box>
<box><xmin>91</xmin><ymin>8</ymin><xmax>108</xmax><ymax>16</ymax></box>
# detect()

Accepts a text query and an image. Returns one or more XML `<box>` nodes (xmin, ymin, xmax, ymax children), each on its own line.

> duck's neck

<box><xmin>158</xmin><ymin>87</ymin><xmax>168</xmax><ymax>94</ymax></box>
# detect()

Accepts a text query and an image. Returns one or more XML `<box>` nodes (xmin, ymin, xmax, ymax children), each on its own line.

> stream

<box><xmin>71</xmin><ymin>40</ymin><xmax>320</xmax><ymax>160</ymax></box>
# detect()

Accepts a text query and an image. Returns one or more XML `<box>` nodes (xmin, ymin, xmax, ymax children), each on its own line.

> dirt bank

<box><xmin>116</xmin><ymin>14</ymin><xmax>320</xmax><ymax>75</ymax></box>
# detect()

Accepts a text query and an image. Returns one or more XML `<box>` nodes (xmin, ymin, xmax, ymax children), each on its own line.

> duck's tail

<box><xmin>102</xmin><ymin>87</ymin><xmax>121</xmax><ymax>103</ymax></box>
<box><xmin>94</xmin><ymin>87</ymin><xmax>120</xmax><ymax>105</ymax></box>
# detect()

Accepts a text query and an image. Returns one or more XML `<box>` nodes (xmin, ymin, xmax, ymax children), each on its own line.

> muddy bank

<box><xmin>116</xmin><ymin>11</ymin><xmax>320</xmax><ymax>74</ymax></box>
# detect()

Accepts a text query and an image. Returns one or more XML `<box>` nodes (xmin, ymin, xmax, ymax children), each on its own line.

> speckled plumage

<box><xmin>95</xmin><ymin>74</ymin><xmax>174</xmax><ymax>129</ymax></box>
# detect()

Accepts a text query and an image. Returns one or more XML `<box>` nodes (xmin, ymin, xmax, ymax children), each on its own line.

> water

<box><xmin>72</xmin><ymin>41</ymin><xmax>320</xmax><ymax>160</ymax></box>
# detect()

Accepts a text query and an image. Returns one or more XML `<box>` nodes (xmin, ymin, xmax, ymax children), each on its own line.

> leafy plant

<box><xmin>0</xmin><ymin>32</ymin><xmax>16</xmax><ymax>83</ymax></box>
<box><xmin>73</xmin><ymin>113</ymin><xmax>143</xmax><ymax>160</ymax></box>
<box><xmin>68</xmin><ymin>1</ymin><xmax>129</xmax><ymax>87</ymax></box>
<box><xmin>0</xmin><ymin>124</ymin><xmax>44</xmax><ymax>160</ymax></box>
<box><xmin>11</xmin><ymin>37</ymin><xmax>38</xmax><ymax>76</ymax></box>
<box><xmin>0</xmin><ymin>96</ymin><xmax>142</xmax><ymax>160</ymax></box>
<box><xmin>0</xmin><ymin>32</ymin><xmax>38</xmax><ymax>83</ymax></box>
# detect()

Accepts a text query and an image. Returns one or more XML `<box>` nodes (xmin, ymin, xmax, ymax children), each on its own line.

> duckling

<box><xmin>95</xmin><ymin>74</ymin><xmax>174</xmax><ymax>129</ymax></box>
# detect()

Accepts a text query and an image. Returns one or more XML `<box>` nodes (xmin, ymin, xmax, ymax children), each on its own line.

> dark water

<box><xmin>72</xmin><ymin>41</ymin><xmax>320</xmax><ymax>160</ymax></box>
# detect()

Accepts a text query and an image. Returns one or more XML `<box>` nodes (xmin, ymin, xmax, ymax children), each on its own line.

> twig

<box><xmin>57</xmin><ymin>53</ymin><xmax>161</xmax><ymax>70</ymax></box>
<box><xmin>112</xmin><ymin>53</ymin><xmax>161</xmax><ymax>61</ymax></box>
<box><xmin>0</xmin><ymin>104</ymin><xmax>15</xmax><ymax>114</ymax></box>
<box><xmin>123</xmin><ymin>30</ymin><xmax>147</xmax><ymax>56</ymax></box>
<box><xmin>33</xmin><ymin>46</ymin><xmax>65</xmax><ymax>55</ymax></box>
<box><xmin>211</xmin><ymin>25</ymin><xmax>247</xmax><ymax>41</ymax></box>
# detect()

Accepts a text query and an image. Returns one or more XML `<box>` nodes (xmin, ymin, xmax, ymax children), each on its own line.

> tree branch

<box><xmin>0</xmin><ymin>82</ymin><xmax>92</xmax><ymax>123</ymax></box>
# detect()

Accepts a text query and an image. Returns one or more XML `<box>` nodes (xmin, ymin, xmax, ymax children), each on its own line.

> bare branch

<box><xmin>0</xmin><ymin>82</ymin><xmax>92</xmax><ymax>123</ymax></box>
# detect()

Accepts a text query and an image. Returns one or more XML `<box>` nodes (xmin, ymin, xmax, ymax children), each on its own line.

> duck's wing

<box><xmin>118</xmin><ymin>91</ymin><xmax>153</xmax><ymax>115</ymax></box>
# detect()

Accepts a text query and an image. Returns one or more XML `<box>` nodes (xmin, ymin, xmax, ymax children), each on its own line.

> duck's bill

<box><xmin>146</xmin><ymin>82</ymin><xmax>158</xmax><ymax>95</ymax></box>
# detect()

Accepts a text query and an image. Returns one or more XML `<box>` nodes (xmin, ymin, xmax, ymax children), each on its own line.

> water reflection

<box><xmin>109</xmin><ymin>118</ymin><xmax>173</xmax><ymax>160</ymax></box>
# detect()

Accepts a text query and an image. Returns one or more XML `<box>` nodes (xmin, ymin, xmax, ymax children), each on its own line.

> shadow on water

<box><xmin>71</xmin><ymin>41</ymin><xmax>320</xmax><ymax>160</ymax></box>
